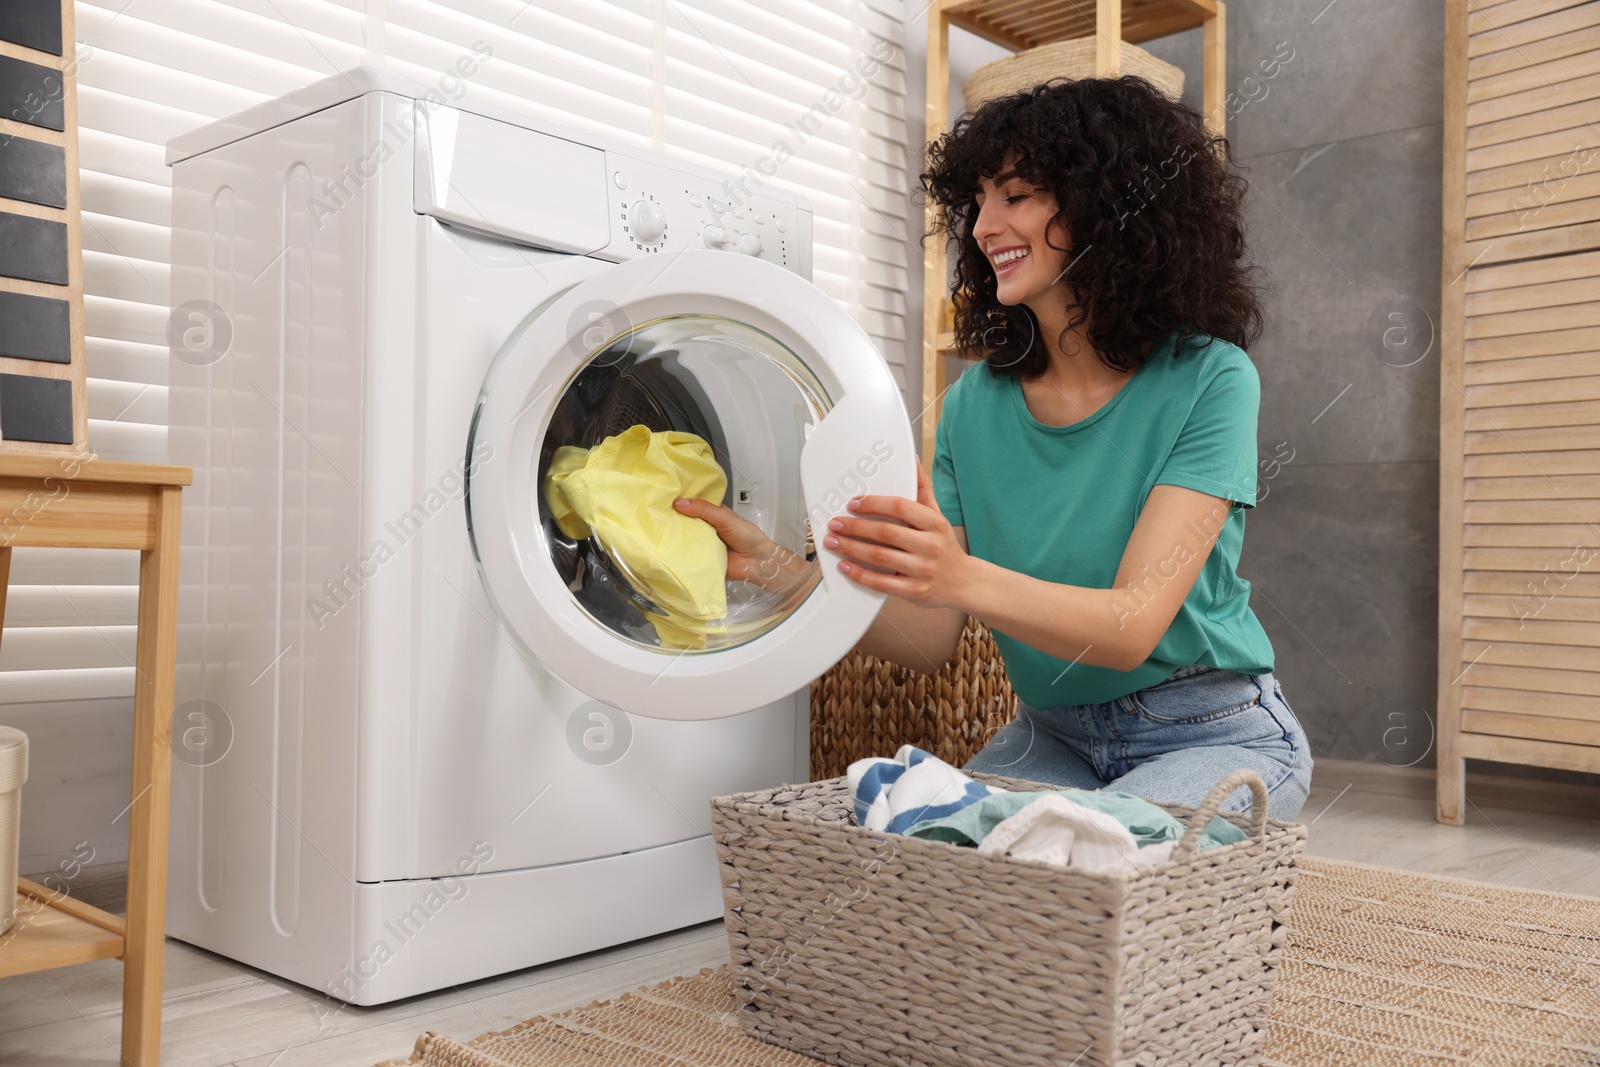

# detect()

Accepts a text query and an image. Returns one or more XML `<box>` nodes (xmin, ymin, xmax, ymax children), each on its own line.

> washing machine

<box><xmin>164</xmin><ymin>67</ymin><xmax>914</xmax><ymax>1005</ymax></box>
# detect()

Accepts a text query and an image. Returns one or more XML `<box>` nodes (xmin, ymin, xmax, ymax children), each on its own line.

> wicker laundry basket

<box><xmin>962</xmin><ymin>37</ymin><xmax>1185</xmax><ymax>112</ymax></box>
<box><xmin>0</xmin><ymin>726</ymin><xmax>27</xmax><ymax>935</ymax></box>
<box><xmin>710</xmin><ymin>767</ymin><xmax>1305</xmax><ymax>1067</ymax></box>
<box><xmin>809</xmin><ymin>619</ymin><xmax>1016</xmax><ymax>781</ymax></box>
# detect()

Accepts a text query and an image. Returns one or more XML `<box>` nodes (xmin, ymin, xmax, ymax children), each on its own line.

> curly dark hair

<box><xmin>921</xmin><ymin>76</ymin><xmax>1265</xmax><ymax>377</ymax></box>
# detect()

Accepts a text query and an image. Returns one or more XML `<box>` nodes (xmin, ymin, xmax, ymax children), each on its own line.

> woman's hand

<box><xmin>673</xmin><ymin>496</ymin><xmax>812</xmax><ymax>593</ymax></box>
<box><xmin>824</xmin><ymin>460</ymin><xmax>976</xmax><ymax>610</ymax></box>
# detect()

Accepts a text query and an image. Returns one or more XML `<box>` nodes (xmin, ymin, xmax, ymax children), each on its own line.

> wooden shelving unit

<box><xmin>0</xmin><ymin>454</ymin><xmax>192</xmax><ymax>1066</ymax></box>
<box><xmin>4</xmin><ymin>877</ymin><xmax>128</xmax><ymax>978</ymax></box>
<box><xmin>920</xmin><ymin>0</ymin><xmax>1227</xmax><ymax>457</ymax></box>
<box><xmin>1</xmin><ymin>4</ymin><xmax>191</xmax><ymax>1060</ymax></box>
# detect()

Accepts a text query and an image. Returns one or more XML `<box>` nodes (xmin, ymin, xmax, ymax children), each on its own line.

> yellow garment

<box><xmin>543</xmin><ymin>425</ymin><xmax>729</xmax><ymax>648</ymax></box>
<box><xmin>544</xmin><ymin>446</ymin><xmax>593</xmax><ymax>540</ymax></box>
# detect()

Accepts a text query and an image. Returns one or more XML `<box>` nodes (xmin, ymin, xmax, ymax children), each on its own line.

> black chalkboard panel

<box><xmin>0</xmin><ymin>211</ymin><xmax>69</xmax><ymax>285</ymax></box>
<box><xmin>0</xmin><ymin>372</ymin><xmax>73</xmax><ymax>444</ymax></box>
<box><xmin>0</xmin><ymin>53</ymin><xmax>67</xmax><ymax>131</ymax></box>
<box><xmin>0</xmin><ymin>289</ymin><xmax>70</xmax><ymax>363</ymax></box>
<box><xmin>0</xmin><ymin>2</ymin><xmax>63</xmax><ymax>56</ymax></box>
<box><xmin>0</xmin><ymin>136</ymin><xmax>67</xmax><ymax>208</ymax></box>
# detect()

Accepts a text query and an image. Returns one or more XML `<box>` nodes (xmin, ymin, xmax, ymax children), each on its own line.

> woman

<box><xmin>677</xmin><ymin>76</ymin><xmax>1313</xmax><ymax>820</ymax></box>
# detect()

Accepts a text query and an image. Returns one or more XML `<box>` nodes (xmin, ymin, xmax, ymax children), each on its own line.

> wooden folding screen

<box><xmin>1438</xmin><ymin>0</ymin><xmax>1600</xmax><ymax>823</ymax></box>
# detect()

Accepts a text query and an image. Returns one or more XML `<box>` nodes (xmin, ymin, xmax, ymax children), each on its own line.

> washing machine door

<box><xmin>467</xmin><ymin>248</ymin><xmax>916</xmax><ymax>720</ymax></box>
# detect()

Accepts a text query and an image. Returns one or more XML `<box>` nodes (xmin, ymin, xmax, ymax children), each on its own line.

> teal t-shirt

<box><xmin>932</xmin><ymin>331</ymin><xmax>1274</xmax><ymax>708</ymax></box>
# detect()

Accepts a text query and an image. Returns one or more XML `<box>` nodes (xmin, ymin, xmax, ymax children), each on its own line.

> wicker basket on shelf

<box><xmin>962</xmin><ymin>36</ymin><xmax>1185</xmax><ymax>112</ymax></box>
<box><xmin>809</xmin><ymin>618</ymin><xmax>1016</xmax><ymax>780</ymax></box>
<box><xmin>0</xmin><ymin>727</ymin><xmax>28</xmax><ymax>935</ymax></box>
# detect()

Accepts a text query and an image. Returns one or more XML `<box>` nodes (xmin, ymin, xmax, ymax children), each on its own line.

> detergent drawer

<box><xmin>413</xmin><ymin>103</ymin><xmax>609</xmax><ymax>255</ymax></box>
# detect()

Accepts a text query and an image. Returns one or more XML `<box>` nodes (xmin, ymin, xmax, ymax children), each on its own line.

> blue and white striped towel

<box><xmin>847</xmin><ymin>744</ymin><xmax>1000</xmax><ymax>834</ymax></box>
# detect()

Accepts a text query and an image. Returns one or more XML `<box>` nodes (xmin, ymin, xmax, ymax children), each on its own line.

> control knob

<box><xmin>629</xmin><ymin>199</ymin><xmax>667</xmax><ymax>243</ymax></box>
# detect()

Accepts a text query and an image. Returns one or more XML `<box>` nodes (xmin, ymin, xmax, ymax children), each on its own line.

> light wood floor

<box><xmin>3</xmin><ymin>773</ymin><xmax>1597</xmax><ymax>1067</ymax></box>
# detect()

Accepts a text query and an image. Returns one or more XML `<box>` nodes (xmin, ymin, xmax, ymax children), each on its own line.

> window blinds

<box><xmin>0</xmin><ymin>0</ymin><xmax>911</xmax><ymax>704</ymax></box>
<box><xmin>380</xmin><ymin>0</ymin><xmax>910</xmax><ymax>380</ymax></box>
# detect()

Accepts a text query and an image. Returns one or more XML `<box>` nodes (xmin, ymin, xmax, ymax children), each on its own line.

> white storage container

<box><xmin>0</xmin><ymin>726</ymin><xmax>27</xmax><ymax>934</ymax></box>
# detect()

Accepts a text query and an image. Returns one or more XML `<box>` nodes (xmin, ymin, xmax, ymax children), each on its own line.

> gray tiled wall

<box><xmin>1143</xmin><ymin>0</ymin><xmax>1445</xmax><ymax>766</ymax></box>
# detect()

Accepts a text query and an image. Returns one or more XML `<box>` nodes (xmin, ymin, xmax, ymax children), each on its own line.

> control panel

<box><xmin>600</xmin><ymin>150</ymin><xmax>809</xmax><ymax>278</ymax></box>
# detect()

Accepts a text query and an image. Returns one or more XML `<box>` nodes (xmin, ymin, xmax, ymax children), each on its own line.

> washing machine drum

<box><xmin>467</xmin><ymin>250</ymin><xmax>915</xmax><ymax>720</ymax></box>
<box><xmin>538</xmin><ymin>316</ymin><xmax>821</xmax><ymax>653</ymax></box>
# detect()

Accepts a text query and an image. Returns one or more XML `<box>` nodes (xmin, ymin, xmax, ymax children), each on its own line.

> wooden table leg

<box><xmin>121</xmin><ymin>485</ymin><xmax>181</xmax><ymax>1066</ymax></box>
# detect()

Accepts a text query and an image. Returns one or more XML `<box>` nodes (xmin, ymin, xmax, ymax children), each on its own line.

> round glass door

<box><xmin>464</xmin><ymin>248</ymin><xmax>914</xmax><ymax>720</ymax></box>
<box><xmin>538</xmin><ymin>315</ymin><xmax>828</xmax><ymax>652</ymax></box>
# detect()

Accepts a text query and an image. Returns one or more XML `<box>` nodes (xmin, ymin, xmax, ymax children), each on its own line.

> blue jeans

<box><xmin>962</xmin><ymin>665</ymin><xmax>1314</xmax><ymax>821</ymax></box>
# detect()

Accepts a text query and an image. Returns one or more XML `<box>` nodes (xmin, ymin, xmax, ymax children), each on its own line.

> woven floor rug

<box><xmin>380</xmin><ymin>858</ymin><xmax>1600</xmax><ymax>1067</ymax></box>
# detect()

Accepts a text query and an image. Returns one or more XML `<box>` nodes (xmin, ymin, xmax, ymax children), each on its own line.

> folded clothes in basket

<box><xmin>847</xmin><ymin>745</ymin><xmax>1245</xmax><ymax>874</ymax></box>
<box><xmin>979</xmin><ymin>795</ymin><xmax>1179</xmax><ymax>873</ymax></box>
<box><xmin>848</xmin><ymin>744</ymin><xmax>1003</xmax><ymax>834</ymax></box>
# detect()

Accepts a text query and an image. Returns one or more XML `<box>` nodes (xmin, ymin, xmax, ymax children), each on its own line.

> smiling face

<box><xmin>971</xmin><ymin>158</ymin><xmax>1070</xmax><ymax>307</ymax></box>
